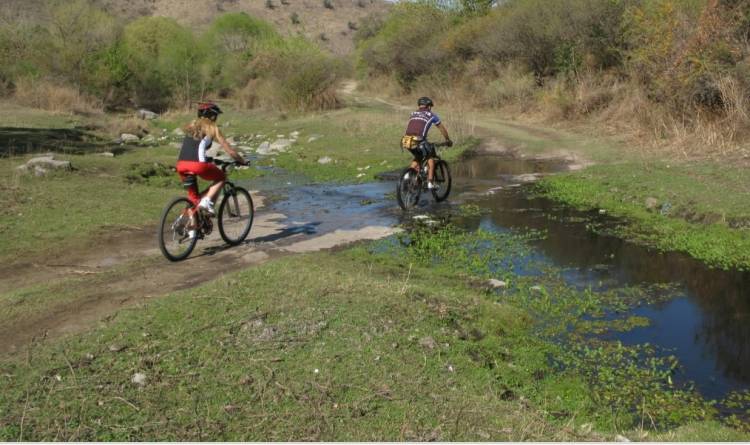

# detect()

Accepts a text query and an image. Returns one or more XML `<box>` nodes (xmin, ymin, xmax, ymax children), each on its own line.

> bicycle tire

<box><xmin>158</xmin><ymin>197</ymin><xmax>198</xmax><ymax>262</ymax></box>
<box><xmin>431</xmin><ymin>160</ymin><xmax>452</xmax><ymax>202</ymax></box>
<box><xmin>218</xmin><ymin>186</ymin><xmax>254</xmax><ymax>245</ymax></box>
<box><xmin>396</xmin><ymin>167</ymin><xmax>421</xmax><ymax>210</ymax></box>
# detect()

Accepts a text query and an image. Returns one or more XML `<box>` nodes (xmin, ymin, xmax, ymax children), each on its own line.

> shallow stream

<box><xmin>261</xmin><ymin>153</ymin><xmax>750</xmax><ymax>405</ymax></box>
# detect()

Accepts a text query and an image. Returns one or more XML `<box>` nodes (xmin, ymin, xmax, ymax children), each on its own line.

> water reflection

<box><xmin>451</xmin><ymin>155</ymin><xmax>750</xmax><ymax>400</ymax></box>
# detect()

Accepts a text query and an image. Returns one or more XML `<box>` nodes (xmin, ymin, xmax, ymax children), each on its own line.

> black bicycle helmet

<box><xmin>197</xmin><ymin>102</ymin><xmax>223</xmax><ymax>119</ymax></box>
<box><xmin>417</xmin><ymin>96</ymin><xmax>433</xmax><ymax>107</ymax></box>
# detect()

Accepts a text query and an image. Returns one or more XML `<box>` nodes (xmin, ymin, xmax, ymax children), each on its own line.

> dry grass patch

<box><xmin>12</xmin><ymin>78</ymin><xmax>102</xmax><ymax>115</ymax></box>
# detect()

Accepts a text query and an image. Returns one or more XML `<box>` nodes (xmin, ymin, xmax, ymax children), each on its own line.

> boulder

<box><xmin>270</xmin><ymin>139</ymin><xmax>293</xmax><ymax>152</ymax></box>
<box><xmin>172</xmin><ymin>128</ymin><xmax>185</xmax><ymax>137</ymax></box>
<box><xmin>307</xmin><ymin>134</ymin><xmax>323</xmax><ymax>143</ymax></box>
<box><xmin>120</xmin><ymin>133</ymin><xmax>140</xmax><ymax>143</ymax></box>
<box><xmin>317</xmin><ymin>156</ymin><xmax>333</xmax><ymax>165</ymax></box>
<box><xmin>137</xmin><ymin>109</ymin><xmax>158</xmax><ymax>120</ymax></box>
<box><xmin>487</xmin><ymin>279</ymin><xmax>507</xmax><ymax>289</ymax></box>
<box><xmin>645</xmin><ymin>197</ymin><xmax>659</xmax><ymax>211</ymax></box>
<box><xmin>256</xmin><ymin>141</ymin><xmax>272</xmax><ymax>155</ymax></box>
<box><xmin>16</xmin><ymin>155</ymin><xmax>73</xmax><ymax>176</ymax></box>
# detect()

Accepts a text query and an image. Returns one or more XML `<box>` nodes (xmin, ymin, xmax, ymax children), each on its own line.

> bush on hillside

<box><xmin>357</xmin><ymin>3</ymin><xmax>452</xmax><ymax>88</ymax></box>
<box><xmin>202</xmin><ymin>13</ymin><xmax>281</xmax><ymax>94</ymax></box>
<box><xmin>624</xmin><ymin>0</ymin><xmax>749</xmax><ymax>115</ymax></box>
<box><xmin>38</xmin><ymin>0</ymin><xmax>120</xmax><ymax>90</ymax></box>
<box><xmin>470</xmin><ymin>0</ymin><xmax>629</xmax><ymax>77</ymax></box>
<box><xmin>246</xmin><ymin>39</ymin><xmax>346</xmax><ymax>111</ymax></box>
<box><xmin>121</xmin><ymin>17</ymin><xmax>204</xmax><ymax>111</ymax></box>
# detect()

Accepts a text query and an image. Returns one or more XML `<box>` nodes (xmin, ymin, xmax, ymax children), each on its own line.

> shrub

<box><xmin>247</xmin><ymin>39</ymin><xmax>346</xmax><ymax>111</ymax></box>
<box><xmin>202</xmin><ymin>13</ymin><xmax>281</xmax><ymax>94</ymax></box>
<box><xmin>13</xmin><ymin>77</ymin><xmax>102</xmax><ymax>113</ymax></box>
<box><xmin>356</xmin><ymin>3</ymin><xmax>451</xmax><ymax>88</ymax></box>
<box><xmin>121</xmin><ymin>17</ymin><xmax>204</xmax><ymax>110</ymax></box>
<box><xmin>39</xmin><ymin>0</ymin><xmax>120</xmax><ymax>90</ymax></box>
<box><xmin>470</xmin><ymin>0</ymin><xmax>629</xmax><ymax>77</ymax></box>
<box><xmin>323</xmin><ymin>0</ymin><xmax>334</xmax><ymax>10</ymax></box>
<box><xmin>291</xmin><ymin>12</ymin><xmax>300</xmax><ymax>25</ymax></box>
<box><xmin>481</xmin><ymin>64</ymin><xmax>537</xmax><ymax>108</ymax></box>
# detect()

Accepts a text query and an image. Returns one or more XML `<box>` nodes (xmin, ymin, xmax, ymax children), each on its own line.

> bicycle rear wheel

<box><xmin>431</xmin><ymin>160</ymin><xmax>452</xmax><ymax>202</ymax></box>
<box><xmin>158</xmin><ymin>197</ymin><xmax>198</xmax><ymax>262</ymax></box>
<box><xmin>218</xmin><ymin>186</ymin><xmax>254</xmax><ymax>245</ymax></box>
<box><xmin>396</xmin><ymin>167</ymin><xmax>421</xmax><ymax>210</ymax></box>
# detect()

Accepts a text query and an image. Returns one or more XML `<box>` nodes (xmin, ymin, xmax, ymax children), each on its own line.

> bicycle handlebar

<box><xmin>206</xmin><ymin>157</ymin><xmax>248</xmax><ymax>171</ymax></box>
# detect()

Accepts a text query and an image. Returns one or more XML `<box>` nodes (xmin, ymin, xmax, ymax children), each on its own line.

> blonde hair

<box><xmin>184</xmin><ymin>117</ymin><xmax>219</xmax><ymax>140</ymax></box>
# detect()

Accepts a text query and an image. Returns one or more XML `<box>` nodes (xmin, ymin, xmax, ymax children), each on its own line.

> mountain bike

<box><xmin>396</xmin><ymin>141</ymin><xmax>452</xmax><ymax>210</ymax></box>
<box><xmin>158</xmin><ymin>158</ymin><xmax>254</xmax><ymax>261</ymax></box>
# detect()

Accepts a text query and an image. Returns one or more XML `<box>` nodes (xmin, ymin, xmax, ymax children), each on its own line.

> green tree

<box><xmin>41</xmin><ymin>0</ymin><xmax>119</xmax><ymax>91</ymax></box>
<box><xmin>122</xmin><ymin>17</ymin><xmax>204</xmax><ymax>110</ymax></box>
<box><xmin>202</xmin><ymin>13</ymin><xmax>281</xmax><ymax>93</ymax></box>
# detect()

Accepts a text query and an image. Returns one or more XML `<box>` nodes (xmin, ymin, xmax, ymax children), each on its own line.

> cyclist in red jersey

<box><xmin>175</xmin><ymin>102</ymin><xmax>246</xmax><ymax>215</ymax></box>
<box><xmin>403</xmin><ymin>97</ymin><xmax>452</xmax><ymax>189</ymax></box>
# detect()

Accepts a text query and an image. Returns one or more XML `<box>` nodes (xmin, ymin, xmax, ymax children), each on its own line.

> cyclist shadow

<box><xmin>193</xmin><ymin>222</ymin><xmax>321</xmax><ymax>258</ymax></box>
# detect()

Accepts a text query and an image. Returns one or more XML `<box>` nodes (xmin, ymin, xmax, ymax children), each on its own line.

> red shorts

<box><xmin>176</xmin><ymin>160</ymin><xmax>226</xmax><ymax>204</ymax></box>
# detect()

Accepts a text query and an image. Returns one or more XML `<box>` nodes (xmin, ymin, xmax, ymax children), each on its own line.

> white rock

<box><xmin>307</xmin><ymin>134</ymin><xmax>322</xmax><ymax>143</ymax></box>
<box><xmin>269</xmin><ymin>139</ymin><xmax>293</xmax><ymax>152</ymax></box>
<box><xmin>615</xmin><ymin>435</ymin><xmax>630</xmax><ymax>443</ymax></box>
<box><xmin>16</xmin><ymin>156</ymin><xmax>72</xmax><ymax>175</ymax></box>
<box><xmin>120</xmin><ymin>133</ymin><xmax>140</xmax><ymax>142</ymax></box>
<box><xmin>172</xmin><ymin>128</ymin><xmax>185</xmax><ymax>136</ymax></box>
<box><xmin>256</xmin><ymin>141</ymin><xmax>272</xmax><ymax>155</ymax></box>
<box><xmin>317</xmin><ymin>156</ymin><xmax>333</xmax><ymax>164</ymax></box>
<box><xmin>137</xmin><ymin>109</ymin><xmax>158</xmax><ymax>120</ymax></box>
<box><xmin>97</xmin><ymin>152</ymin><xmax>115</xmax><ymax>157</ymax></box>
<box><xmin>488</xmin><ymin>279</ymin><xmax>507</xmax><ymax>289</ymax></box>
<box><xmin>530</xmin><ymin>285</ymin><xmax>543</xmax><ymax>293</ymax></box>
<box><xmin>356</xmin><ymin>173</ymin><xmax>365</xmax><ymax>178</ymax></box>
<box><xmin>131</xmin><ymin>372</ymin><xmax>147</xmax><ymax>386</ymax></box>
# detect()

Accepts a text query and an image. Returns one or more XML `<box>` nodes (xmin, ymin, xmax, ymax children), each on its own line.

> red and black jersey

<box><xmin>405</xmin><ymin>108</ymin><xmax>441</xmax><ymax>139</ymax></box>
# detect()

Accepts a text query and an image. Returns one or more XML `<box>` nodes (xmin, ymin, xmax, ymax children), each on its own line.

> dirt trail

<box><xmin>2</xmin><ymin>85</ymin><xmax>584</xmax><ymax>357</ymax></box>
<box><xmin>1</xmin><ymin>188</ymin><xmax>401</xmax><ymax>356</ymax></box>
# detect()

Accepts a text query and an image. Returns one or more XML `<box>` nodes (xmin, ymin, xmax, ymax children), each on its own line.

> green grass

<box><xmin>158</xmin><ymin>106</ymin><xmax>475</xmax><ymax>183</ymax></box>
<box><xmin>1</xmin><ymin>100</ymin><xmax>474</xmax><ymax>261</ymax></box>
<box><xmin>0</xmin><ymin>147</ymin><xmax>179</xmax><ymax>261</ymax></box>
<box><xmin>536</xmin><ymin>162</ymin><xmax>750</xmax><ymax>270</ymax></box>
<box><xmin>1</xmin><ymin>228</ymin><xmax>747</xmax><ymax>440</ymax></box>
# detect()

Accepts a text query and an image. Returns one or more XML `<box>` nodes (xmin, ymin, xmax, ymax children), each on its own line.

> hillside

<box><xmin>1</xmin><ymin>0</ymin><xmax>391</xmax><ymax>55</ymax></box>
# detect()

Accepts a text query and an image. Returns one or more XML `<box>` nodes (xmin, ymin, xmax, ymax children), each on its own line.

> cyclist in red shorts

<box><xmin>176</xmin><ymin>102</ymin><xmax>246</xmax><ymax>215</ymax></box>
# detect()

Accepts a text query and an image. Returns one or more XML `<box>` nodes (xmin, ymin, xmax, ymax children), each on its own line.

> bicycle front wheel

<box><xmin>396</xmin><ymin>167</ymin><xmax>421</xmax><ymax>210</ymax></box>
<box><xmin>431</xmin><ymin>160</ymin><xmax>452</xmax><ymax>202</ymax></box>
<box><xmin>218</xmin><ymin>187</ymin><xmax>254</xmax><ymax>245</ymax></box>
<box><xmin>158</xmin><ymin>197</ymin><xmax>198</xmax><ymax>262</ymax></box>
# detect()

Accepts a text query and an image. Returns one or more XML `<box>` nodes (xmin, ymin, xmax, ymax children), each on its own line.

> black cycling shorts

<box><xmin>408</xmin><ymin>142</ymin><xmax>435</xmax><ymax>163</ymax></box>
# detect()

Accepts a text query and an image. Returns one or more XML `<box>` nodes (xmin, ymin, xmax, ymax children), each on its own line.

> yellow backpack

<box><xmin>401</xmin><ymin>135</ymin><xmax>422</xmax><ymax>150</ymax></box>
